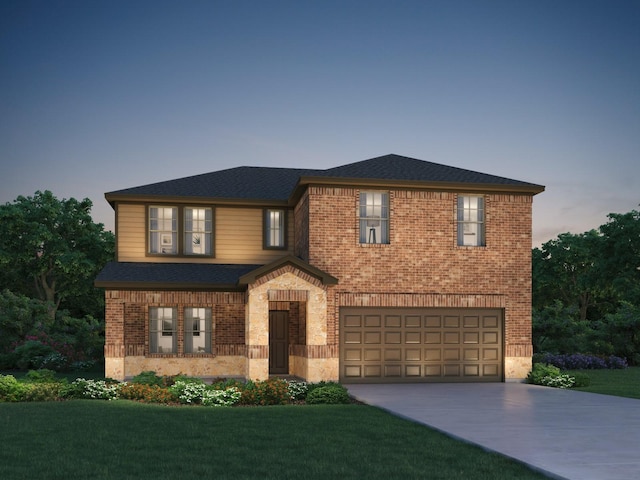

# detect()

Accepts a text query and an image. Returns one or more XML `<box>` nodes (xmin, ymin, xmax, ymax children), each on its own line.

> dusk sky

<box><xmin>1</xmin><ymin>0</ymin><xmax>638</xmax><ymax>247</ymax></box>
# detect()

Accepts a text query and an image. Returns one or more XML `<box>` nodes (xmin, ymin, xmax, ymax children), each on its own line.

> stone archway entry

<box><xmin>269</xmin><ymin>310</ymin><xmax>289</xmax><ymax>374</ymax></box>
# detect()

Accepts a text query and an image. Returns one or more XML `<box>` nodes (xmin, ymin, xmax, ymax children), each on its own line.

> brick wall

<box><xmin>294</xmin><ymin>190</ymin><xmax>309</xmax><ymax>259</ymax></box>
<box><xmin>302</xmin><ymin>186</ymin><xmax>534</xmax><ymax>353</ymax></box>
<box><xmin>104</xmin><ymin>290</ymin><xmax>246</xmax><ymax>358</ymax></box>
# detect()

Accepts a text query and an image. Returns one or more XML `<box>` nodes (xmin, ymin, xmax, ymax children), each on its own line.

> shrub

<box><xmin>306</xmin><ymin>381</ymin><xmax>343</xmax><ymax>395</ymax></box>
<box><xmin>70</xmin><ymin>378</ymin><xmax>122</xmax><ymax>400</ymax></box>
<box><xmin>169</xmin><ymin>381</ymin><xmax>207</xmax><ymax>404</ymax></box>
<box><xmin>130</xmin><ymin>371</ymin><xmax>165</xmax><ymax>386</ymax></box>
<box><xmin>201</xmin><ymin>387</ymin><xmax>241</xmax><ymax>407</ymax></box>
<box><xmin>606</xmin><ymin>355</ymin><xmax>629</xmax><ymax>369</ymax></box>
<box><xmin>0</xmin><ymin>290</ymin><xmax>50</xmax><ymax>353</ymax></box>
<box><xmin>39</xmin><ymin>352</ymin><xmax>70</xmax><ymax>371</ymax></box>
<box><xmin>12</xmin><ymin>340</ymin><xmax>57</xmax><ymax>370</ymax></box>
<box><xmin>60</xmin><ymin>380</ymin><xmax>87</xmax><ymax>399</ymax></box>
<box><xmin>23</xmin><ymin>382</ymin><xmax>66</xmax><ymax>401</ymax></box>
<box><xmin>24</xmin><ymin>369</ymin><xmax>59</xmax><ymax>383</ymax></box>
<box><xmin>0</xmin><ymin>374</ymin><xmax>29</xmax><ymax>402</ymax></box>
<box><xmin>526</xmin><ymin>363</ymin><xmax>561</xmax><ymax>385</ymax></box>
<box><xmin>306</xmin><ymin>385</ymin><xmax>351</xmax><ymax>405</ymax></box>
<box><xmin>70</xmin><ymin>359</ymin><xmax>97</xmax><ymax>371</ymax></box>
<box><xmin>240</xmin><ymin>378</ymin><xmax>291</xmax><ymax>406</ymax></box>
<box><xmin>539</xmin><ymin>374</ymin><xmax>575</xmax><ymax>389</ymax></box>
<box><xmin>167</xmin><ymin>381</ymin><xmax>240</xmax><ymax>407</ymax></box>
<box><xmin>119</xmin><ymin>383</ymin><xmax>176</xmax><ymax>404</ymax></box>
<box><xmin>527</xmin><ymin>363</ymin><xmax>593</xmax><ymax>390</ymax></box>
<box><xmin>287</xmin><ymin>380</ymin><xmax>308</xmax><ymax>401</ymax></box>
<box><xmin>533</xmin><ymin>353</ymin><xmax>628</xmax><ymax>370</ymax></box>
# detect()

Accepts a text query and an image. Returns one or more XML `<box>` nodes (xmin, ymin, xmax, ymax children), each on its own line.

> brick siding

<box><xmin>300</xmin><ymin>186</ymin><xmax>534</xmax><ymax>353</ymax></box>
<box><xmin>104</xmin><ymin>290</ymin><xmax>246</xmax><ymax>358</ymax></box>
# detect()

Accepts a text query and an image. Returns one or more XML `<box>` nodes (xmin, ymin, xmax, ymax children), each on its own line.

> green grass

<box><xmin>566</xmin><ymin>366</ymin><xmax>640</xmax><ymax>399</ymax></box>
<box><xmin>0</xmin><ymin>401</ymin><xmax>547</xmax><ymax>480</ymax></box>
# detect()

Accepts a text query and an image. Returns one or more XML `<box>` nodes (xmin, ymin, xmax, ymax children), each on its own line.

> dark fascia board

<box><xmin>94</xmin><ymin>280</ymin><xmax>246</xmax><ymax>291</ymax></box>
<box><xmin>238</xmin><ymin>255</ymin><xmax>339</xmax><ymax>286</ymax></box>
<box><xmin>289</xmin><ymin>175</ymin><xmax>545</xmax><ymax>204</ymax></box>
<box><xmin>105</xmin><ymin>176</ymin><xmax>545</xmax><ymax>209</ymax></box>
<box><xmin>106</xmin><ymin>176</ymin><xmax>545</xmax><ymax>210</ymax></box>
<box><xmin>104</xmin><ymin>193</ymin><xmax>289</xmax><ymax>209</ymax></box>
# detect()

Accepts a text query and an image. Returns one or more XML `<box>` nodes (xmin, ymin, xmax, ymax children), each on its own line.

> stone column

<box><xmin>244</xmin><ymin>289</ymin><xmax>269</xmax><ymax>380</ymax></box>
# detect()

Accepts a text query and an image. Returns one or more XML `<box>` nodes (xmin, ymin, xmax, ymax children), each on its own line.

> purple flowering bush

<box><xmin>534</xmin><ymin>352</ymin><xmax>628</xmax><ymax>370</ymax></box>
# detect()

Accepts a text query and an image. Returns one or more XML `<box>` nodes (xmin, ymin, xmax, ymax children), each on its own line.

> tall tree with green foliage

<box><xmin>532</xmin><ymin>207</ymin><xmax>640</xmax><ymax>362</ymax></box>
<box><xmin>599</xmin><ymin>209</ymin><xmax>640</xmax><ymax>306</ymax></box>
<box><xmin>532</xmin><ymin>230</ymin><xmax>609</xmax><ymax>321</ymax></box>
<box><xmin>0</xmin><ymin>190</ymin><xmax>114</xmax><ymax>320</ymax></box>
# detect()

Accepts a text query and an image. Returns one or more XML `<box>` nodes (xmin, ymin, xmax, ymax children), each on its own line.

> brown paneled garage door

<box><xmin>340</xmin><ymin>308</ymin><xmax>503</xmax><ymax>383</ymax></box>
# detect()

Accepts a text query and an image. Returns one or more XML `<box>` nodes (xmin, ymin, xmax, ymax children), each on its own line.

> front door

<box><xmin>269</xmin><ymin>311</ymin><xmax>289</xmax><ymax>374</ymax></box>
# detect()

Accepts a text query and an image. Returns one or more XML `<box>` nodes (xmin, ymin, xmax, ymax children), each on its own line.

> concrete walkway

<box><xmin>346</xmin><ymin>383</ymin><xmax>640</xmax><ymax>480</ymax></box>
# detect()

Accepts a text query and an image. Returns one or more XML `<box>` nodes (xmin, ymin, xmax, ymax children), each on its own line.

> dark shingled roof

<box><xmin>320</xmin><ymin>154</ymin><xmax>537</xmax><ymax>186</ymax></box>
<box><xmin>107</xmin><ymin>166</ymin><xmax>319</xmax><ymax>201</ymax></box>
<box><xmin>95</xmin><ymin>262</ymin><xmax>261</xmax><ymax>289</ymax></box>
<box><xmin>105</xmin><ymin>154</ymin><xmax>544</xmax><ymax>202</ymax></box>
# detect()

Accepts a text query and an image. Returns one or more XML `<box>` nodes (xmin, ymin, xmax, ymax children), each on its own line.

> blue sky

<box><xmin>1</xmin><ymin>0</ymin><xmax>638</xmax><ymax>246</ymax></box>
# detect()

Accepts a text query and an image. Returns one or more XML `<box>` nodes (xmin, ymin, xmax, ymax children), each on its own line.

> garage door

<box><xmin>340</xmin><ymin>308</ymin><xmax>503</xmax><ymax>383</ymax></box>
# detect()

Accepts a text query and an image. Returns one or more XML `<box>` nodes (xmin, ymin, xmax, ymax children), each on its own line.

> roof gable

<box><xmin>238</xmin><ymin>255</ymin><xmax>338</xmax><ymax>286</ymax></box>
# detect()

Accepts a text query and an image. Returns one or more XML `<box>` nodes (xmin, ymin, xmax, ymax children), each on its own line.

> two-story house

<box><xmin>95</xmin><ymin>154</ymin><xmax>544</xmax><ymax>383</ymax></box>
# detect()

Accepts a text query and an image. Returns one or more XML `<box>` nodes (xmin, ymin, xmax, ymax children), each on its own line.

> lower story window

<box><xmin>150</xmin><ymin>307</ymin><xmax>177</xmax><ymax>354</ymax></box>
<box><xmin>184</xmin><ymin>307</ymin><xmax>212</xmax><ymax>353</ymax></box>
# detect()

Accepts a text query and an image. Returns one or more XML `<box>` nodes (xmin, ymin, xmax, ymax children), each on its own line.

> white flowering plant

<box><xmin>169</xmin><ymin>380</ymin><xmax>241</xmax><ymax>407</ymax></box>
<box><xmin>71</xmin><ymin>378</ymin><xmax>122</xmax><ymax>400</ymax></box>
<box><xmin>201</xmin><ymin>387</ymin><xmax>241</xmax><ymax>407</ymax></box>
<box><xmin>286</xmin><ymin>380</ymin><xmax>308</xmax><ymax>400</ymax></box>
<box><xmin>539</xmin><ymin>374</ymin><xmax>576</xmax><ymax>389</ymax></box>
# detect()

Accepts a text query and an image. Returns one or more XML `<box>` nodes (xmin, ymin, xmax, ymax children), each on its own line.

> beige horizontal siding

<box><xmin>117</xmin><ymin>204</ymin><xmax>146</xmax><ymax>261</ymax></box>
<box><xmin>216</xmin><ymin>207</ymin><xmax>294</xmax><ymax>263</ymax></box>
<box><xmin>115</xmin><ymin>203</ymin><xmax>293</xmax><ymax>264</ymax></box>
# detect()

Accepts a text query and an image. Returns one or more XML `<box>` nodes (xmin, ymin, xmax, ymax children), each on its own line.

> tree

<box><xmin>532</xmin><ymin>207</ymin><xmax>640</xmax><ymax>362</ymax></box>
<box><xmin>0</xmin><ymin>190</ymin><xmax>114</xmax><ymax>320</ymax></box>
<box><xmin>599</xmin><ymin>209</ymin><xmax>640</xmax><ymax>306</ymax></box>
<box><xmin>532</xmin><ymin>230</ymin><xmax>609</xmax><ymax>321</ymax></box>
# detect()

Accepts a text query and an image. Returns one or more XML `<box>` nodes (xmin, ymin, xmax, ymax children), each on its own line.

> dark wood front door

<box><xmin>269</xmin><ymin>311</ymin><xmax>289</xmax><ymax>374</ymax></box>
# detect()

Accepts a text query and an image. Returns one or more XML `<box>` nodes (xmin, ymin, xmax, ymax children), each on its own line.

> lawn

<box><xmin>566</xmin><ymin>366</ymin><xmax>640</xmax><ymax>399</ymax></box>
<box><xmin>0</xmin><ymin>400</ymin><xmax>548</xmax><ymax>480</ymax></box>
<box><xmin>2</xmin><ymin>366</ymin><xmax>637</xmax><ymax>479</ymax></box>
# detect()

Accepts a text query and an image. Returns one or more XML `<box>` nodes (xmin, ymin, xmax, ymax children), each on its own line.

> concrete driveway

<box><xmin>346</xmin><ymin>383</ymin><xmax>640</xmax><ymax>480</ymax></box>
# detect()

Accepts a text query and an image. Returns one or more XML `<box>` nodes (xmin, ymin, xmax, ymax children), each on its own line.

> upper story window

<box><xmin>149</xmin><ymin>207</ymin><xmax>178</xmax><ymax>254</ymax></box>
<box><xmin>184</xmin><ymin>307</ymin><xmax>212</xmax><ymax>354</ymax></box>
<box><xmin>359</xmin><ymin>192</ymin><xmax>389</xmax><ymax>244</ymax></box>
<box><xmin>264</xmin><ymin>208</ymin><xmax>286</xmax><ymax>249</ymax></box>
<box><xmin>457</xmin><ymin>195</ymin><xmax>485</xmax><ymax>246</ymax></box>
<box><xmin>148</xmin><ymin>206</ymin><xmax>213</xmax><ymax>256</ymax></box>
<box><xmin>149</xmin><ymin>307</ymin><xmax>177</xmax><ymax>354</ymax></box>
<box><xmin>184</xmin><ymin>207</ymin><xmax>212</xmax><ymax>255</ymax></box>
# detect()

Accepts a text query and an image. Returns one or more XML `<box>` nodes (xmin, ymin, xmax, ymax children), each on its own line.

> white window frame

<box><xmin>184</xmin><ymin>307</ymin><xmax>212</xmax><ymax>354</ymax></box>
<box><xmin>359</xmin><ymin>191</ymin><xmax>389</xmax><ymax>244</ymax></box>
<box><xmin>457</xmin><ymin>195</ymin><xmax>485</xmax><ymax>246</ymax></box>
<box><xmin>149</xmin><ymin>206</ymin><xmax>178</xmax><ymax>254</ymax></box>
<box><xmin>184</xmin><ymin>207</ymin><xmax>213</xmax><ymax>256</ymax></box>
<box><xmin>149</xmin><ymin>307</ymin><xmax>177</xmax><ymax>354</ymax></box>
<box><xmin>264</xmin><ymin>208</ymin><xmax>286</xmax><ymax>249</ymax></box>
